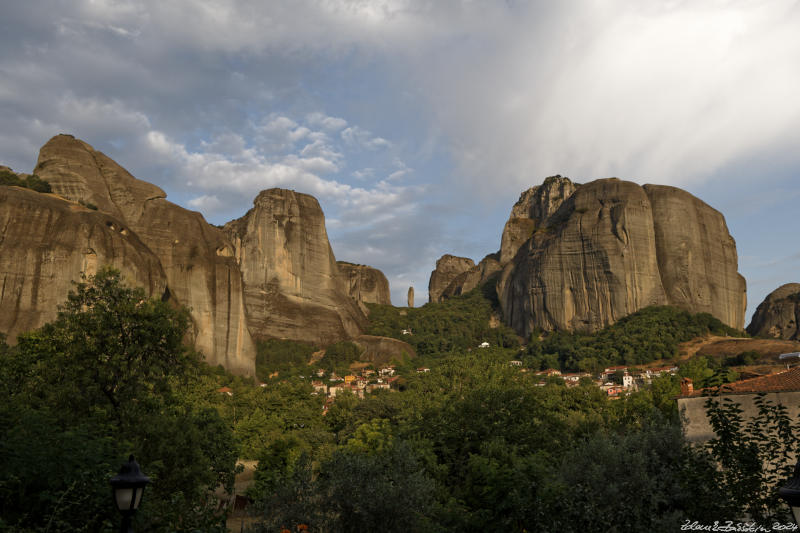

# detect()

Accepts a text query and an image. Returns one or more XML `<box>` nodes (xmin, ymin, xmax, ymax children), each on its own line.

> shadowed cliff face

<box><xmin>0</xmin><ymin>186</ymin><xmax>167</xmax><ymax>343</ymax></box>
<box><xmin>26</xmin><ymin>134</ymin><xmax>256</xmax><ymax>376</ymax></box>
<box><xmin>428</xmin><ymin>255</ymin><xmax>475</xmax><ymax>303</ymax></box>
<box><xmin>747</xmin><ymin>283</ymin><xmax>800</xmax><ymax>340</ymax></box>
<box><xmin>431</xmin><ymin>175</ymin><xmax>747</xmax><ymax>337</ymax></box>
<box><xmin>224</xmin><ymin>189</ymin><xmax>368</xmax><ymax>345</ymax></box>
<box><xmin>337</xmin><ymin>262</ymin><xmax>392</xmax><ymax>306</ymax></box>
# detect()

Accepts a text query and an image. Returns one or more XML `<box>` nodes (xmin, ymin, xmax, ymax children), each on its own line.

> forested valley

<box><xmin>1</xmin><ymin>269</ymin><xmax>796</xmax><ymax>532</ymax></box>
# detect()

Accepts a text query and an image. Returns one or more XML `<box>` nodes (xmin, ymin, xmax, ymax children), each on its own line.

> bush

<box><xmin>0</xmin><ymin>169</ymin><xmax>52</xmax><ymax>193</ymax></box>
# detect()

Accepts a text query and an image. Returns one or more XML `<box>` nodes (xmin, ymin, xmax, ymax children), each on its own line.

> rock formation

<box><xmin>31</xmin><ymin>135</ymin><xmax>256</xmax><ymax>375</ymax></box>
<box><xmin>429</xmin><ymin>175</ymin><xmax>746</xmax><ymax>338</ymax></box>
<box><xmin>408</xmin><ymin>286</ymin><xmax>414</xmax><ymax>308</ymax></box>
<box><xmin>224</xmin><ymin>189</ymin><xmax>367</xmax><ymax>345</ymax></box>
<box><xmin>0</xmin><ymin>184</ymin><xmax>167</xmax><ymax>343</ymax></box>
<box><xmin>747</xmin><ymin>283</ymin><xmax>800</xmax><ymax>340</ymax></box>
<box><xmin>497</xmin><ymin>177</ymin><xmax>746</xmax><ymax>337</ymax></box>
<box><xmin>428</xmin><ymin>255</ymin><xmax>475</xmax><ymax>303</ymax></box>
<box><xmin>500</xmin><ymin>176</ymin><xmax>578</xmax><ymax>264</ymax></box>
<box><xmin>337</xmin><ymin>261</ymin><xmax>392</xmax><ymax>305</ymax></box>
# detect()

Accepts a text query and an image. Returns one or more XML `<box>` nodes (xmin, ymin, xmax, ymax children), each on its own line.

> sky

<box><xmin>1</xmin><ymin>0</ymin><xmax>799</xmax><ymax>324</ymax></box>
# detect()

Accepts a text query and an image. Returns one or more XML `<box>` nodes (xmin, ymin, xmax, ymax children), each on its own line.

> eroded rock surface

<box><xmin>224</xmin><ymin>189</ymin><xmax>367</xmax><ymax>345</ymax></box>
<box><xmin>500</xmin><ymin>176</ymin><xmax>578</xmax><ymax>263</ymax></box>
<box><xmin>747</xmin><ymin>283</ymin><xmax>800</xmax><ymax>340</ymax></box>
<box><xmin>428</xmin><ymin>254</ymin><xmax>475</xmax><ymax>303</ymax></box>
<box><xmin>0</xmin><ymin>186</ymin><xmax>167</xmax><ymax>343</ymax></box>
<box><xmin>337</xmin><ymin>262</ymin><xmax>391</xmax><ymax>305</ymax></box>
<box><xmin>29</xmin><ymin>135</ymin><xmax>256</xmax><ymax>375</ymax></box>
<box><xmin>497</xmin><ymin>177</ymin><xmax>746</xmax><ymax>337</ymax></box>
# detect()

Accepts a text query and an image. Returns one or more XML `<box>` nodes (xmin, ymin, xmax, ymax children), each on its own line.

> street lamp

<box><xmin>110</xmin><ymin>455</ymin><xmax>150</xmax><ymax>533</ymax></box>
<box><xmin>778</xmin><ymin>461</ymin><xmax>800</xmax><ymax>525</ymax></box>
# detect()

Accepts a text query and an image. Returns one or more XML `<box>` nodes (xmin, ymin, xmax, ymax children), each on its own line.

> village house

<box><xmin>311</xmin><ymin>380</ymin><xmax>327</xmax><ymax>395</ymax></box>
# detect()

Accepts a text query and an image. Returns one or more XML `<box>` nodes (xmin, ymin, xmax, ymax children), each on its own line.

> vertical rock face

<box><xmin>408</xmin><ymin>286</ymin><xmax>414</xmax><ymax>308</ymax></box>
<box><xmin>747</xmin><ymin>284</ymin><xmax>800</xmax><ymax>340</ymax></box>
<box><xmin>644</xmin><ymin>184</ymin><xmax>747</xmax><ymax>330</ymax></box>
<box><xmin>32</xmin><ymin>135</ymin><xmax>256</xmax><ymax>375</ymax></box>
<box><xmin>337</xmin><ymin>262</ymin><xmax>392</xmax><ymax>305</ymax></box>
<box><xmin>499</xmin><ymin>179</ymin><xmax>670</xmax><ymax>335</ymax></box>
<box><xmin>495</xmin><ymin>177</ymin><xmax>746</xmax><ymax>337</ymax></box>
<box><xmin>0</xmin><ymin>186</ymin><xmax>167</xmax><ymax>343</ymax></box>
<box><xmin>428</xmin><ymin>255</ymin><xmax>475</xmax><ymax>303</ymax></box>
<box><xmin>224</xmin><ymin>189</ymin><xmax>367</xmax><ymax>345</ymax></box>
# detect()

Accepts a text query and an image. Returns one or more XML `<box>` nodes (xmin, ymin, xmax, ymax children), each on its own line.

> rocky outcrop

<box><xmin>428</xmin><ymin>255</ymin><xmax>475</xmax><ymax>303</ymax></box>
<box><xmin>496</xmin><ymin>177</ymin><xmax>746</xmax><ymax>337</ymax></box>
<box><xmin>500</xmin><ymin>176</ymin><xmax>578</xmax><ymax>264</ymax></box>
<box><xmin>337</xmin><ymin>262</ymin><xmax>391</xmax><ymax>305</ymax></box>
<box><xmin>224</xmin><ymin>189</ymin><xmax>368</xmax><ymax>345</ymax></box>
<box><xmin>439</xmin><ymin>254</ymin><xmax>503</xmax><ymax>300</ymax></box>
<box><xmin>30</xmin><ymin>135</ymin><xmax>256</xmax><ymax>375</ymax></box>
<box><xmin>747</xmin><ymin>284</ymin><xmax>800</xmax><ymax>340</ymax></box>
<box><xmin>353</xmin><ymin>334</ymin><xmax>417</xmax><ymax>366</ymax></box>
<box><xmin>430</xmin><ymin>176</ymin><xmax>578</xmax><ymax>302</ymax></box>
<box><xmin>0</xmin><ymin>185</ymin><xmax>167</xmax><ymax>343</ymax></box>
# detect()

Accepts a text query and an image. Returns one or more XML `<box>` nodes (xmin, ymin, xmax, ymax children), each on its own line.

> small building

<box><xmin>509</xmin><ymin>360</ymin><xmax>523</xmax><ymax>367</ymax></box>
<box><xmin>535</xmin><ymin>369</ymin><xmax>561</xmax><ymax>377</ymax></box>
<box><xmin>678</xmin><ymin>367</ymin><xmax>800</xmax><ymax>443</ymax></box>
<box><xmin>479</xmin><ymin>342</ymin><xmax>490</xmax><ymax>348</ymax></box>
<box><xmin>216</xmin><ymin>386</ymin><xmax>234</xmax><ymax>397</ymax></box>
<box><xmin>416</xmin><ymin>367</ymin><xmax>431</xmax><ymax>373</ymax></box>
<box><xmin>311</xmin><ymin>380</ymin><xmax>327</xmax><ymax>395</ymax></box>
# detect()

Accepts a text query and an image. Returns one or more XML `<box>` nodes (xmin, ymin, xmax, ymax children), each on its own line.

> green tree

<box><xmin>705</xmin><ymin>393</ymin><xmax>798</xmax><ymax>521</ymax></box>
<box><xmin>0</xmin><ymin>267</ymin><xmax>237</xmax><ymax>532</ymax></box>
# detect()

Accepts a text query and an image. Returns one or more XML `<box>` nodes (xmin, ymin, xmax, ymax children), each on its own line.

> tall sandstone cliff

<box><xmin>0</xmin><ymin>185</ymin><xmax>167</xmax><ymax>342</ymax></box>
<box><xmin>431</xmin><ymin>176</ymin><xmax>746</xmax><ymax>337</ymax></box>
<box><xmin>25</xmin><ymin>135</ymin><xmax>256</xmax><ymax>375</ymax></box>
<box><xmin>747</xmin><ymin>283</ymin><xmax>800</xmax><ymax>340</ymax></box>
<box><xmin>224</xmin><ymin>189</ymin><xmax>368</xmax><ymax>345</ymax></box>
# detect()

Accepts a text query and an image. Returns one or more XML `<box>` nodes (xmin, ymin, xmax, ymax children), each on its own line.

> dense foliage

<box><xmin>256</xmin><ymin>338</ymin><xmax>317</xmax><ymax>381</ymax></box>
<box><xmin>0</xmin><ymin>268</ymin><xmax>237</xmax><ymax>532</ymax></box>
<box><xmin>526</xmin><ymin>305</ymin><xmax>746</xmax><ymax>372</ymax></box>
<box><xmin>366</xmin><ymin>286</ymin><xmax>520</xmax><ymax>358</ymax></box>
<box><xmin>0</xmin><ymin>168</ymin><xmax>52</xmax><ymax>193</ymax></box>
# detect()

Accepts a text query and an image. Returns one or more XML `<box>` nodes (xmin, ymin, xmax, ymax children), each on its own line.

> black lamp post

<box><xmin>109</xmin><ymin>455</ymin><xmax>150</xmax><ymax>533</ymax></box>
<box><xmin>778</xmin><ymin>461</ymin><xmax>800</xmax><ymax>525</ymax></box>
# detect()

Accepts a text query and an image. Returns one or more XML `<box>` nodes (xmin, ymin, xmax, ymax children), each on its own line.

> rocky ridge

<box><xmin>747</xmin><ymin>283</ymin><xmax>800</xmax><ymax>340</ymax></box>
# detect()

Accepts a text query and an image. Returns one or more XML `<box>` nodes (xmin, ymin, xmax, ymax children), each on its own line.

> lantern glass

<box><xmin>114</xmin><ymin>487</ymin><xmax>134</xmax><ymax>512</ymax></box>
<box><xmin>113</xmin><ymin>486</ymin><xmax>145</xmax><ymax>512</ymax></box>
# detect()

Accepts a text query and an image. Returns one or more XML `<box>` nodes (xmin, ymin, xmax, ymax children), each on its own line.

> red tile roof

<box><xmin>687</xmin><ymin>366</ymin><xmax>800</xmax><ymax>397</ymax></box>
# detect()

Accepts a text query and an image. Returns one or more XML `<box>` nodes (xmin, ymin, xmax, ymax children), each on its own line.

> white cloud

<box><xmin>341</xmin><ymin>126</ymin><xmax>392</xmax><ymax>151</ymax></box>
<box><xmin>187</xmin><ymin>194</ymin><xmax>222</xmax><ymax>211</ymax></box>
